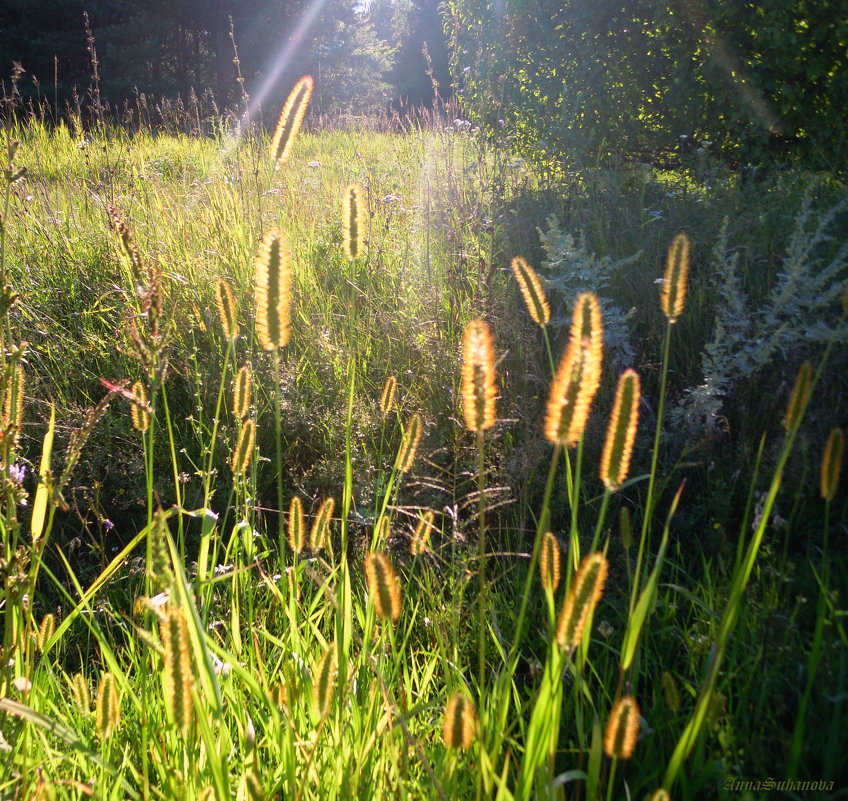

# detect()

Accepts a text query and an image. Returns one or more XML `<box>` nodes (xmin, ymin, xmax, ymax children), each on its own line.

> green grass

<box><xmin>0</xmin><ymin>112</ymin><xmax>846</xmax><ymax>801</ymax></box>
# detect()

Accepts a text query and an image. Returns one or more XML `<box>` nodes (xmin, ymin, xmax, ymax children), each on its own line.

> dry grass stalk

<box><xmin>820</xmin><ymin>427</ymin><xmax>844</xmax><ymax>501</ymax></box>
<box><xmin>233</xmin><ymin>364</ymin><xmax>252</xmax><ymax>419</ymax></box>
<box><xmin>270</xmin><ymin>75</ymin><xmax>314</xmax><ymax>166</ymax></box>
<box><xmin>782</xmin><ymin>361</ymin><xmax>813</xmax><ymax>432</ymax></box>
<box><xmin>443</xmin><ymin>691</ymin><xmax>476</xmax><ymax>749</ymax></box>
<box><xmin>660</xmin><ymin>233</ymin><xmax>690</xmax><ymax>323</ymax></box>
<box><xmin>511</xmin><ymin>255</ymin><xmax>550</xmax><ymax>326</ymax></box>
<box><xmin>255</xmin><ymin>229</ymin><xmax>292</xmax><ymax>351</ymax></box>
<box><xmin>214</xmin><ymin>278</ymin><xmax>237</xmax><ymax>342</ymax></box>
<box><xmin>410</xmin><ymin>510</ymin><xmax>435</xmax><ymax>556</ymax></box>
<box><xmin>379</xmin><ymin>375</ymin><xmax>397</xmax><ymax>414</ymax></box>
<box><xmin>555</xmin><ymin>552</ymin><xmax>608</xmax><ymax>651</ymax></box>
<box><xmin>461</xmin><ymin>319</ymin><xmax>497</xmax><ymax>432</ymax></box>
<box><xmin>95</xmin><ymin>672</ymin><xmax>121</xmax><ymax>741</ymax></box>
<box><xmin>231</xmin><ymin>419</ymin><xmax>256</xmax><ymax>475</ymax></box>
<box><xmin>604</xmin><ymin>695</ymin><xmax>640</xmax><ymax>759</ymax></box>
<box><xmin>342</xmin><ymin>183</ymin><xmax>366</xmax><ymax>260</ymax></box>
<box><xmin>540</xmin><ymin>532</ymin><xmax>561</xmax><ymax>592</ymax></box>
<box><xmin>600</xmin><ymin>369</ymin><xmax>641</xmax><ymax>490</ymax></box>
<box><xmin>288</xmin><ymin>495</ymin><xmax>305</xmax><ymax>554</ymax></box>
<box><xmin>395</xmin><ymin>413</ymin><xmax>423</xmax><ymax>473</ymax></box>
<box><xmin>309</xmin><ymin>497</ymin><xmax>335</xmax><ymax>550</ymax></box>
<box><xmin>365</xmin><ymin>551</ymin><xmax>402</xmax><ymax>623</ymax></box>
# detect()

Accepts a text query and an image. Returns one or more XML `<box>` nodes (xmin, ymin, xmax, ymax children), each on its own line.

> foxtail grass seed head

<box><xmin>545</xmin><ymin>292</ymin><xmax>603</xmax><ymax>447</ymax></box>
<box><xmin>649</xmin><ymin>790</ymin><xmax>671</xmax><ymax>801</ymax></box>
<box><xmin>310</xmin><ymin>497</ymin><xmax>335</xmax><ymax>550</ymax></box>
<box><xmin>342</xmin><ymin>183</ymin><xmax>366</xmax><ymax>260</ymax></box>
<box><xmin>443</xmin><ymin>691</ymin><xmax>476</xmax><ymax>749</ymax></box>
<box><xmin>214</xmin><ymin>278</ymin><xmax>237</xmax><ymax>341</ymax></box>
<box><xmin>380</xmin><ymin>375</ymin><xmax>397</xmax><ymax>414</ymax></box>
<box><xmin>661</xmin><ymin>671</ymin><xmax>681</xmax><ymax>713</ymax></box>
<box><xmin>37</xmin><ymin>613</ymin><xmax>55</xmax><ymax>653</ymax></box>
<box><xmin>511</xmin><ymin>255</ymin><xmax>550</xmax><ymax>326</ymax></box>
<box><xmin>270</xmin><ymin>75</ymin><xmax>313</xmax><ymax>166</ymax></box>
<box><xmin>2</xmin><ymin>364</ymin><xmax>24</xmax><ymax>446</ymax></box>
<box><xmin>130</xmin><ymin>380</ymin><xmax>150</xmax><ymax>433</ymax></box>
<box><xmin>600</xmin><ymin>369</ymin><xmax>641</xmax><ymax>490</ymax></box>
<box><xmin>660</xmin><ymin>233</ymin><xmax>690</xmax><ymax>323</ymax></box>
<box><xmin>255</xmin><ymin>229</ymin><xmax>292</xmax><ymax>350</ymax></box>
<box><xmin>555</xmin><ymin>552</ymin><xmax>609</xmax><ymax>651</ymax></box>
<box><xmin>540</xmin><ymin>532</ymin><xmax>561</xmax><ymax>592</ymax></box>
<box><xmin>288</xmin><ymin>496</ymin><xmax>305</xmax><ymax>554</ymax></box>
<box><xmin>782</xmin><ymin>361</ymin><xmax>813</xmax><ymax>432</ymax></box>
<box><xmin>233</xmin><ymin>364</ymin><xmax>252</xmax><ymax>419</ymax></box>
<box><xmin>160</xmin><ymin>605</ymin><xmax>194</xmax><ymax>734</ymax></box>
<box><xmin>395</xmin><ymin>413</ymin><xmax>423</xmax><ymax>472</ymax></box>
<box><xmin>375</xmin><ymin>515</ymin><xmax>391</xmax><ymax>545</ymax></box>
<box><xmin>231</xmin><ymin>419</ymin><xmax>256</xmax><ymax>475</ymax></box>
<box><xmin>95</xmin><ymin>672</ymin><xmax>121</xmax><ymax>741</ymax></box>
<box><xmin>69</xmin><ymin>673</ymin><xmax>91</xmax><ymax>715</ymax></box>
<box><xmin>313</xmin><ymin>647</ymin><xmax>336</xmax><ymax>718</ymax></box>
<box><xmin>365</xmin><ymin>551</ymin><xmax>402</xmax><ymax>623</ymax></box>
<box><xmin>619</xmin><ymin>506</ymin><xmax>633</xmax><ymax>549</ymax></box>
<box><xmin>820</xmin><ymin>427</ymin><xmax>844</xmax><ymax>501</ymax></box>
<box><xmin>461</xmin><ymin>319</ymin><xmax>497</xmax><ymax>432</ymax></box>
<box><xmin>411</xmin><ymin>511</ymin><xmax>435</xmax><ymax>556</ymax></box>
<box><xmin>604</xmin><ymin>695</ymin><xmax>640</xmax><ymax>759</ymax></box>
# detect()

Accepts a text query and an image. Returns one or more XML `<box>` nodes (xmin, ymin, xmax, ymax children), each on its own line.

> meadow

<box><xmin>0</xmin><ymin>89</ymin><xmax>846</xmax><ymax>801</ymax></box>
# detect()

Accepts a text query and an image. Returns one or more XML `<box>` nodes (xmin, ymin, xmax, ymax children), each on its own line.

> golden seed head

<box><xmin>288</xmin><ymin>495</ymin><xmax>306</xmax><ymax>554</ymax></box>
<box><xmin>374</xmin><ymin>515</ymin><xmax>392</xmax><ymax>545</ymax></box>
<box><xmin>461</xmin><ymin>319</ymin><xmax>497</xmax><ymax>432</ymax></box>
<box><xmin>95</xmin><ymin>672</ymin><xmax>121</xmax><ymax>741</ymax></box>
<box><xmin>661</xmin><ymin>671</ymin><xmax>681</xmax><ymax>713</ymax></box>
<box><xmin>545</xmin><ymin>292</ymin><xmax>603</xmax><ymax>447</ymax></box>
<box><xmin>649</xmin><ymin>790</ymin><xmax>671</xmax><ymax>801</ymax></box>
<box><xmin>540</xmin><ymin>532</ymin><xmax>561</xmax><ymax>592</ymax></box>
<box><xmin>365</xmin><ymin>551</ymin><xmax>402</xmax><ymax>623</ymax></box>
<box><xmin>820</xmin><ymin>427</ymin><xmax>844</xmax><ymax>502</ymax></box>
<box><xmin>309</xmin><ymin>497</ymin><xmax>335</xmax><ymax>550</ymax></box>
<box><xmin>214</xmin><ymin>278</ymin><xmax>238</xmax><ymax>341</ymax></box>
<box><xmin>37</xmin><ymin>613</ymin><xmax>55</xmax><ymax>653</ymax></box>
<box><xmin>160</xmin><ymin>605</ymin><xmax>194</xmax><ymax>735</ymax></box>
<box><xmin>2</xmin><ymin>364</ymin><xmax>24</xmax><ymax>447</ymax></box>
<box><xmin>511</xmin><ymin>255</ymin><xmax>550</xmax><ymax>326</ymax></box>
<box><xmin>233</xmin><ymin>364</ymin><xmax>252</xmax><ymax>419</ymax></box>
<box><xmin>411</xmin><ymin>511</ymin><xmax>435</xmax><ymax>556</ymax></box>
<box><xmin>443</xmin><ymin>690</ymin><xmax>476</xmax><ymax>749</ymax></box>
<box><xmin>782</xmin><ymin>361</ymin><xmax>813</xmax><ymax>432</ymax></box>
<box><xmin>231</xmin><ymin>419</ymin><xmax>256</xmax><ymax>475</ymax></box>
<box><xmin>312</xmin><ymin>647</ymin><xmax>336</xmax><ymax>718</ymax></box>
<box><xmin>379</xmin><ymin>375</ymin><xmax>397</xmax><ymax>414</ymax></box>
<box><xmin>270</xmin><ymin>75</ymin><xmax>313</xmax><ymax>166</ymax></box>
<box><xmin>69</xmin><ymin>672</ymin><xmax>91</xmax><ymax>715</ymax></box>
<box><xmin>600</xmin><ymin>369</ymin><xmax>641</xmax><ymax>490</ymax></box>
<box><xmin>255</xmin><ymin>229</ymin><xmax>292</xmax><ymax>351</ymax></box>
<box><xmin>555</xmin><ymin>552</ymin><xmax>608</xmax><ymax>651</ymax></box>
<box><xmin>660</xmin><ymin>233</ymin><xmax>690</xmax><ymax>323</ymax></box>
<box><xmin>342</xmin><ymin>183</ymin><xmax>366</xmax><ymax>260</ymax></box>
<box><xmin>395</xmin><ymin>413</ymin><xmax>423</xmax><ymax>473</ymax></box>
<box><xmin>130</xmin><ymin>380</ymin><xmax>150</xmax><ymax>433</ymax></box>
<box><xmin>604</xmin><ymin>695</ymin><xmax>640</xmax><ymax>759</ymax></box>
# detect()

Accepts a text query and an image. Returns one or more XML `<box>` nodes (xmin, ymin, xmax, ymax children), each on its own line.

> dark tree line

<box><xmin>0</xmin><ymin>0</ymin><xmax>451</xmax><ymax>118</ymax></box>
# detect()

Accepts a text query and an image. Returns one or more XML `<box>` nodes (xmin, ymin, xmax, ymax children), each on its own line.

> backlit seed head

<box><xmin>411</xmin><ymin>511</ymin><xmax>435</xmax><ymax>556</ymax></box>
<box><xmin>69</xmin><ymin>672</ymin><xmax>91</xmax><ymax>715</ymax></box>
<box><xmin>288</xmin><ymin>496</ymin><xmax>305</xmax><ymax>554</ymax></box>
<box><xmin>255</xmin><ymin>229</ymin><xmax>292</xmax><ymax>350</ymax></box>
<box><xmin>374</xmin><ymin>515</ymin><xmax>391</xmax><ymax>545</ymax></box>
<box><xmin>661</xmin><ymin>671</ymin><xmax>681</xmax><ymax>713</ymax></box>
<box><xmin>443</xmin><ymin>690</ymin><xmax>476</xmax><ymax>749</ymax></box>
<box><xmin>540</xmin><ymin>532</ymin><xmax>561</xmax><ymax>592</ymax></box>
<box><xmin>95</xmin><ymin>672</ymin><xmax>121</xmax><ymax>741</ymax></box>
<box><xmin>461</xmin><ymin>319</ymin><xmax>497</xmax><ymax>432</ymax></box>
<box><xmin>395</xmin><ymin>413</ymin><xmax>423</xmax><ymax>473</ymax></box>
<box><xmin>231</xmin><ymin>419</ymin><xmax>256</xmax><ymax>475</ymax></box>
<box><xmin>555</xmin><ymin>552</ymin><xmax>608</xmax><ymax>651</ymax></box>
<box><xmin>342</xmin><ymin>183</ymin><xmax>366</xmax><ymax>260</ymax></box>
<box><xmin>660</xmin><ymin>233</ymin><xmax>690</xmax><ymax>323</ymax></box>
<box><xmin>2</xmin><ymin>364</ymin><xmax>24</xmax><ymax>447</ymax></box>
<box><xmin>309</xmin><ymin>497</ymin><xmax>335</xmax><ymax>550</ymax></box>
<box><xmin>604</xmin><ymin>695</ymin><xmax>640</xmax><ymax>759</ymax></box>
<box><xmin>545</xmin><ymin>293</ymin><xmax>603</xmax><ymax>447</ymax></box>
<box><xmin>649</xmin><ymin>790</ymin><xmax>671</xmax><ymax>801</ymax></box>
<box><xmin>214</xmin><ymin>278</ymin><xmax>237</xmax><ymax>341</ymax></box>
<box><xmin>820</xmin><ymin>427</ymin><xmax>844</xmax><ymax>502</ymax></box>
<box><xmin>312</xmin><ymin>647</ymin><xmax>336</xmax><ymax>718</ymax></box>
<box><xmin>600</xmin><ymin>370</ymin><xmax>641</xmax><ymax>490</ymax></box>
<box><xmin>782</xmin><ymin>361</ymin><xmax>813</xmax><ymax>432</ymax></box>
<box><xmin>511</xmin><ymin>255</ymin><xmax>550</xmax><ymax>326</ymax></box>
<box><xmin>379</xmin><ymin>375</ymin><xmax>397</xmax><ymax>414</ymax></box>
<box><xmin>37</xmin><ymin>613</ymin><xmax>55</xmax><ymax>653</ymax></box>
<box><xmin>233</xmin><ymin>364</ymin><xmax>252</xmax><ymax>419</ymax></box>
<box><xmin>365</xmin><ymin>551</ymin><xmax>402</xmax><ymax>623</ymax></box>
<box><xmin>270</xmin><ymin>76</ymin><xmax>313</xmax><ymax>166</ymax></box>
<box><xmin>130</xmin><ymin>380</ymin><xmax>150</xmax><ymax>433</ymax></box>
<box><xmin>160</xmin><ymin>605</ymin><xmax>194</xmax><ymax>735</ymax></box>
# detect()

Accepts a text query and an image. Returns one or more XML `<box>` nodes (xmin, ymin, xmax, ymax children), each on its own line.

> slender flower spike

<box><xmin>555</xmin><ymin>552</ymin><xmax>608</xmax><ymax>651</ymax></box>
<box><xmin>411</xmin><ymin>510</ymin><xmax>435</xmax><ymax>556</ymax></box>
<box><xmin>540</xmin><ymin>532</ymin><xmax>561</xmax><ymax>592</ymax></box>
<box><xmin>342</xmin><ymin>183</ymin><xmax>366</xmax><ymax>260</ymax></box>
<box><xmin>270</xmin><ymin>75</ymin><xmax>313</xmax><ymax>166</ymax></box>
<box><xmin>255</xmin><ymin>229</ymin><xmax>292</xmax><ymax>350</ymax></box>
<box><xmin>820</xmin><ymin>427</ymin><xmax>844</xmax><ymax>501</ymax></box>
<box><xmin>379</xmin><ymin>375</ymin><xmax>397</xmax><ymax>414</ymax></box>
<box><xmin>312</xmin><ymin>647</ymin><xmax>336</xmax><ymax>718</ymax></box>
<box><xmin>365</xmin><ymin>551</ymin><xmax>402</xmax><ymax>623</ymax></box>
<box><xmin>95</xmin><ymin>672</ymin><xmax>121</xmax><ymax>741</ymax></box>
<box><xmin>461</xmin><ymin>319</ymin><xmax>497</xmax><ymax>432</ymax></box>
<box><xmin>660</xmin><ymin>233</ymin><xmax>690</xmax><ymax>323</ymax></box>
<box><xmin>395</xmin><ymin>413</ymin><xmax>423</xmax><ymax>473</ymax></box>
<box><xmin>309</xmin><ymin>497</ymin><xmax>335</xmax><ymax>550</ymax></box>
<box><xmin>232</xmin><ymin>364</ymin><xmax>252</xmax><ymax>420</ymax></box>
<box><xmin>782</xmin><ymin>361</ymin><xmax>813</xmax><ymax>432</ymax></box>
<box><xmin>214</xmin><ymin>278</ymin><xmax>237</xmax><ymax>341</ymax></box>
<box><xmin>600</xmin><ymin>369</ymin><xmax>641</xmax><ymax>490</ymax></box>
<box><xmin>160</xmin><ymin>605</ymin><xmax>194</xmax><ymax>735</ymax></box>
<box><xmin>130</xmin><ymin>380</ymin><xmax>150</xmax><ymax>433</ymax></box>
<box><xmin>545</xmin><ymin>292</ymin><xmax>603</xmax><ymax>447</ymax></box>
<box><xmin>443</xmin><ymin>690</ymin><xmax>476</xmax><ymax>749</ymax></box>
<box><xmin>288</xmin><ymin>495</ymin><xmax>306</xmax><ymax>554</ymax></box>
<box><xmin>511</xmin><ymin>255</ymin><xmax>550</xmax><ymax>326</ymax></box>
<box><xmin>231</xmin><ymin>419</ymin><xmax>256</xmax><ymax>475</ymax></box>
<box><xmin>604</xmin><ymin>695</ymin><xmax>640</xmax><ymax>759</ymax></box>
